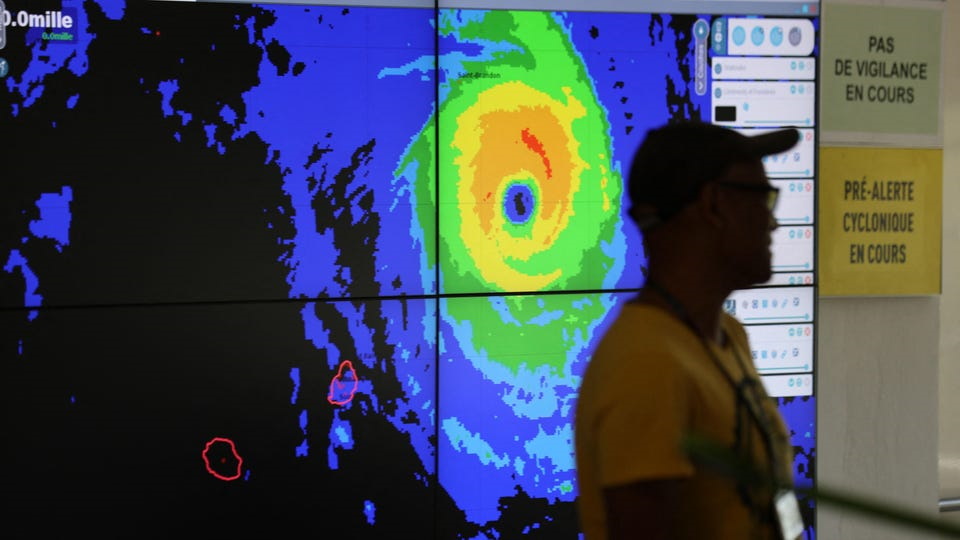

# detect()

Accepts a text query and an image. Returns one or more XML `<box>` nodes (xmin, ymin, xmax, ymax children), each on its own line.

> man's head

<box><xmin>627</xmin><ymin>121</ymin><xmax>799</xmax><ymax>229</ymax></box>
<box><xmin>627</xmin><ymin>121</ymin><xmax>800</xmax><ymax>287</ymax></box>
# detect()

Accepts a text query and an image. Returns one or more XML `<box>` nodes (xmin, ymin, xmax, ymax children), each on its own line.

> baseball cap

<box><xmin>627</xmin><ymin>121</ymin><xmax>800</xmax><ymax>230</ymax></box>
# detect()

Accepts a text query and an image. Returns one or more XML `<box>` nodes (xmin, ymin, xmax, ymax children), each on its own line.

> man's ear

<box><xmin>695</xmin><ymin>182</ymin><xmax>725</xmax><ymax>229</ymax></box>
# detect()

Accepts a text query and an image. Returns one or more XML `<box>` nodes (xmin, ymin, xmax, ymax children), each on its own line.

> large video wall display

<box><xmin>1</xmin><ymin>0</ymin><xmax>818</xmax><ymax>538</ymax></box>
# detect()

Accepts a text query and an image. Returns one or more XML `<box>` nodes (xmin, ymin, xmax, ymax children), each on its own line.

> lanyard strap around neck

<box><xmin>643</xmin><ymin>279</ymin><xmax>784</xmax><ymax>484</ymax></box>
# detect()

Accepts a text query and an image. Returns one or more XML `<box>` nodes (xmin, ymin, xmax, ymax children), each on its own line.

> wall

<box><xmin>816</xmin><ymin>0</ymin><xmax>955</xmax><ymax>538</ymax></box>
<box><xmin>940</xmin><ymin>0</ymin><xmax>960</xmax><ymax>508</ymax></box>
<box><xmin>817</xmin><ymin>297</ymin><xmax>940</xmax><ymax>538</ymax></box>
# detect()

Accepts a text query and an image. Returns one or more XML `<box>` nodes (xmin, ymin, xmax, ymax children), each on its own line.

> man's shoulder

<box><xmin>719</xmin><ymin>311</ymin><xmax>750</xmax><ymax>346</ymax></box>
<box><xmin>587</xmin><ymin>304</ymin><xmax>703</xmax><ymax>380</ymax></box>
<box><xmin>598</xmin><ymin>303</ymin><xmax>699</xmax><ymax>354</ymax></box>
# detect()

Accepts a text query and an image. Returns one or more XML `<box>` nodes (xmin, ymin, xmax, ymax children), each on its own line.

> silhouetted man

<box><xmin>575</xmin><ymin>121</ymin><xmax>802</xmax><ymax>540</ymax></box>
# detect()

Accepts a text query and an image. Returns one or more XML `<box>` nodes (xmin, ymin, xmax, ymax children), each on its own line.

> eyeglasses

<box><xmin>715</xmin><ymin>181</ymin><xmax>780</xmax><ymax>211</ymax></box>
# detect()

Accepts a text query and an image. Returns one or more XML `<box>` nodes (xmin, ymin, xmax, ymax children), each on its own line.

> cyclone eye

<box><xmin>504</xmin><ymin>182</ymin><xmax>535</xmax><ymax>226</ymax></box>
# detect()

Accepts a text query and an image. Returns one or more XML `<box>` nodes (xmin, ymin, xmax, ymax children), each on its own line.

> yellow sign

<box><xmin>819</xmin><ymin>147</ymin><xmax>941</xmax><ymax>296</ymax></box>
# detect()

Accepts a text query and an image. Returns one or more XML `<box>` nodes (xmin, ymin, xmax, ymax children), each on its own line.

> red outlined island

<box><xmin>201</xmin><ymin>437</ymin><xmax>243</xmax><ymax>481</ymax></box>
<box><xmin>327</xmin><ymin>360</ymin><xmax>359</xmax><ymax>406</ymax></box>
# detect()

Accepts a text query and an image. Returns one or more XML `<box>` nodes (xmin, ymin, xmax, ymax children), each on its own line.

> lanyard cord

<box><xmin>643</xmin><ymin>280</ymin><xmax>784</xmax><ymax>487</ymax></box>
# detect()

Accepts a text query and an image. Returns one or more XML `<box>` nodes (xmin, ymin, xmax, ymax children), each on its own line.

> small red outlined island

<box><xmin>201</xmin><ymin>437</ymin><xmax>243</xmax><ymax>481</ymax></box>
<box><xmin>328</xmin><ymin>360</ymin><xmax>358</xmax><ymax>406</ymax></box>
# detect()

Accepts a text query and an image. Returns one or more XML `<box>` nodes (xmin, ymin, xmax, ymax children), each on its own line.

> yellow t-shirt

<box><xmin>575</xmin><ymin>303</ymin><xmax>794</xmax><ymax>540</ymax></box>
